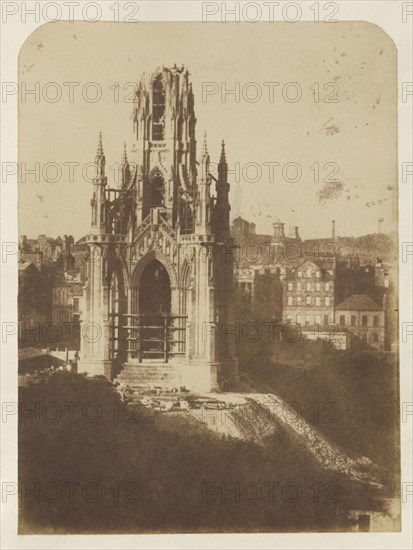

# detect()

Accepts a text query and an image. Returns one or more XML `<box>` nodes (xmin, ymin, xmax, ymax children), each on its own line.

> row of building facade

<box><xmin>232</xmin><ymin>217</ymin><xmax>395</xmax><ymax>351</ymax></box>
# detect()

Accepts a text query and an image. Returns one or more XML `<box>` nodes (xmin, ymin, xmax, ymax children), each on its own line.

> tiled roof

<box><xmin>335</xmin><ymin>294</ymin><xmax>382</xmax><ymax>311</ymax></box>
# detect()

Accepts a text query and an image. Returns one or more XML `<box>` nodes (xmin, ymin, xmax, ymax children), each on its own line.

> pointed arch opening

<box><xmin>137</xmin><ymin>259</ymin><xmax>171</xmax><ymax>360</ymax></box>
<box><xmin>150</xmin><ymin>167</ymin><xmax>165</xmax><ymax>208</ymax></box>
<box><xmin>152</xmin><ymin>75</ymin><xmax>165</xmax><ymax>140</ymax></box>
<box><xmin>127</xmin><ymin>252</ymin><xmax>186</xmax><ymax>363</ymax></box>
<box><xmin>139</xmin><ymin>259</ymin><xmax>171</xmax><ymax>317</ymax></box>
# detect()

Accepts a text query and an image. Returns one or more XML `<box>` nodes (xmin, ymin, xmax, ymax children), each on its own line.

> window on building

<box><xmin>288</xmin><ymin>282</ymin><xmax>293</xmax><ymax>291</ymax></box>
<box><xmin>316</xmin><ymin>271</ymin><xmax>320</xmax><ymax>278</ymax></box>
<box><xmin>306</xmin><ymin>282</ymin><xmax>311</xmax><ymax>291</ymax></box>
<box><xmin>315</xmin><ymin>296</ymin><xmax>320</xmax><ymax>306</ymax></box>
<box><xmin>384</xmin><ymin>279</ymin><xmax>389</xmax><ymax>288</ymax></box>
<box><xmin>315</xmin><ymin>283</ymin><xmax>320</xmax><ymax>291</ymax></box>
<box><xmin>297</xmin><ymin>271</ymin><xmax>302</xmax><ymax>278</ymax></box>
<box><xmin>315</xmin><ymin>314</ymin><xmax>321</xmax><ymax>325</ymax></box>
<box><xmin>373</xmin><ymin>332</ymin><xmax>379</xmax><ymax>343</ymax></box>
<box><xmin>306</xmin><ymin>269</ymin><xmax>312</xmax><ymax>278</ymax></box>
<box><xmin>351</xmin><ymin>315</ymin><xmax>356</xmax><ymax>326</ymax></box>
<box><xmin>324</xmin><ymin>314</ymin><xmax>329</xmax><ymax>325</ymax></box>
<box><xmin>339</xmin><ymin>315</ymin><xmax>345</xmax><ymax>325</ymax></box>
<box><xmin>296</xmin><ymin>315</ymin><xmax>302</xmax><ymax>325</ymax></box>
<box><xmin>362</xmin><ymin>315</ymin><xmax>368</xmax><ymax>326</ymax></box>
<box><xmin>373</xmin><ymin>315</ymin><xmax>379</xmax><ymax>327</ymax></box>
<box><xmin>306</xmin><ymin>296</ymin><xmax>311</xmax><ymax>305</ymax></box>
<box><xmin>297</xmin><ymin>283</ymin><xmax>302</xmax><ymax>291</ymax></box>
<box><xmin>288</xmin><ymin>296</ymin><xmax>293</xmax><ymax>306</ymax></box>
<box><xmin>325</xmin><ymin>297</ymin><xmax>330</xmax><ymax>306</ymax></box>
<box><xmin>325</xmin><ymin>283</ymin><xmax>330</xmax><ymax>291</ymax></box>
<box><xmin>297</xmin><ymin>296</ymin><xmax>302</xmax><ymax>305</ymax></box>
<box><xmin>305</xmin><ymin>315</ymin><xmax>311</xmax><ymax>325</ymax></box>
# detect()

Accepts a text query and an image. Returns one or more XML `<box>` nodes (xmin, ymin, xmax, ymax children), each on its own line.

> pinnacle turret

<box><xmin>220</xmin><ymin>140</ymin><xmax>226</xmax><ymax>163</ymax></box>
<box><xmin>199</xmin><ymin>131</ymin><xmax>210</xmax><ymax>181</ymax></box>
<box><xmin>202</xmin><ymin>131</ymin><xmax>209</xmax><ymax>158</ymax></box>
<box><xmin>216</xmin><ymin>138</ymin><xmax>230</xmax><ymax>238</ymax></box>
<box><xmin>90</xmin><ymin>132</ymin><xmax>107</xmax><ymax>229</ymax></box>
<box><xmin>96</xmin><ymin>131</ymin><xmax>104</xmax><ymax>156</ymax></box>
<box><xmin>218</xmin><ymin>138</ymin><xmax>228</xmax><ymax>184</ymax></box>
<box><xmin>121</xmin><ymin>142</ymin><xmax>130</xmax><ymax>188</ymax></box>
<box><xmin>95</xmin><ymin>131</ymin><xmax>106</xmax><ymax>179</ymax></box>
<box><xmin>121</xmin><ymin>142</ymin><xmax>128</xmax><ymax>164</ymax></box>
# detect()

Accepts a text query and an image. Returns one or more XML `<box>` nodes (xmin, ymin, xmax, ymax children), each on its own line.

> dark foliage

<box><xmin>238</xmin><ymin>337</ymin><xmax>400</xmax><ymax>491</ymax></box>
<box><xmin>19</xmin><ymin>372</ymin><xmax>353</xmax><ymax>533</ymax></box>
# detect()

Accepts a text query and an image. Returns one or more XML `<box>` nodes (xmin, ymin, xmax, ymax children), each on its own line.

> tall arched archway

<box><xmin>139</xmin><ymin>259</ymin><xmax>171</xmax><ymax>316</ymax></box>
<box><xmin>138</xmin><ymin>259</ymin><xmax>171</xmax><ymax>359</ymax></box>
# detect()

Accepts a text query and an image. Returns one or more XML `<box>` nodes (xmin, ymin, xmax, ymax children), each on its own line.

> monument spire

<box><xmin>95</xmin><ymin>131</ymin><xmax>106</xmax><ymax>179</ymax></box>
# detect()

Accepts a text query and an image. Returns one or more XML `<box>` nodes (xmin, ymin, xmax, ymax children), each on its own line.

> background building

<box><xmin>231</xmin><ymin>216</ymin><xmax>395</xmax><ymax>351</ymax></box>
<box><xmin>18</xmin><ymin>234</ymin><xmax>82</xmax><ymax>350</ymax></box>
<box><xmin>283</xmin><ymin>260</ymin><xmax>335</xmax><ymax>327</ymax></box>
<box><xmin>335</xmin><ymin>294</ymin><xmax>385</xmax><ymax>351</ymax></box>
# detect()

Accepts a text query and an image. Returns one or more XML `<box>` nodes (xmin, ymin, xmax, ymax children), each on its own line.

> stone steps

<box><xmin>115</xmin><ymin>363</ymin><xmax>182</xmax><ymax>388</ymax></box>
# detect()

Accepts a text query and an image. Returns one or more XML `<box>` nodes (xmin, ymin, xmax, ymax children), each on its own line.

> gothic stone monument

<box><xmin>78</xmin><ymin>65</ymin><xmax>239</xmax><ymax>392</ymax></box>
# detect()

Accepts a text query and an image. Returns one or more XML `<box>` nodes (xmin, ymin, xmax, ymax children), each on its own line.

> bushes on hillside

<box><xmin>19</xmin><ymin>372</ymin><xmax>354</xmax><ymax>533</ymax></box>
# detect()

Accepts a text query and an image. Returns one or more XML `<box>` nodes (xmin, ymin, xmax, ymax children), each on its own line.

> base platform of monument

<box><xmin>114</xmin><ymin>361</ymin><xmax>220</xmax><ymax>393</ymax></box>
<box><xmin>78</xmin><ymin>358</ymin><xmax>238</xmax><ymax>393</ymax></box>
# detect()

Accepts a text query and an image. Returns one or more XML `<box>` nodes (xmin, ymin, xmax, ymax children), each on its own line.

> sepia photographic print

<box><xmin>1</xmin><ymin>2</ymin><xmax>412</xmax><ymax>547</ymax></box>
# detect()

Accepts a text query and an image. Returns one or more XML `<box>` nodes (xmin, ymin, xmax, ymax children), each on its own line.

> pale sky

<box><xmin>19</xmin><ymin>21</ymin><xmax>397</xmax><ymax>241</ymax></box>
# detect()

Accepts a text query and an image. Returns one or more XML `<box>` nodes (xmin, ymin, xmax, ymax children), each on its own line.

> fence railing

<box><xmin>109</xmin><ymin>312</ymin><xmax>187</xmax><ymax>363</ymax></box>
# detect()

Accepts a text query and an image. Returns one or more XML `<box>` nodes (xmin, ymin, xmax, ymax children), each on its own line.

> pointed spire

<box><xmin>121</xmin><ymin>142</ymin><xmax>130</xmax><ymax>189</ymax></box>
<box><xmin>122</xmin><ymin>141</ymin><xmax>128</xmax><ymax>164</ymax></box>
<box><xmin>220</xmin><ymin>139</ymin><xmax>226</xmax><ymax>163</ymax></box>
<box><xmin>202</xmin><ymin>131</ymin><xmax>208</xmax><ymax>157</ymax></box>
<box><xmin>218</xmin><ymin>138</ymin><xmax>228</xmax><ymax>186</ymax></box>
<box><xmin>95</xmin><ymin>130</ymin><xmax>106</xmax><ymax>179</ymax></box>
<box><xmin>97</xmin><ymin>131</ymin><xmax>104</xmax><ymax>156</ymax></box>
<box><xmin>216</xmin><ymin>138</ymin><xmax>230</xmax><ymax>237</ymax></box>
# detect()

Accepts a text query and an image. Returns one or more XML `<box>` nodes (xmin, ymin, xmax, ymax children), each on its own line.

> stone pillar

<box><xmin>78</xmin><ymin>243</ymin><xmax>112</xmax><ymax>378</ymax></box>
<box><xmin>181</xmin><ymin>244</ymin><xmax>219</xmax><ymax>392</ymax></box>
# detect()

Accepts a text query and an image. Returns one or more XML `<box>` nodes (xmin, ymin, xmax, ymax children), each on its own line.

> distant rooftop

<box><xmin>336</xmin><ymin>294</ymin><xmax>382</xmax><ymax>311</ymax></box>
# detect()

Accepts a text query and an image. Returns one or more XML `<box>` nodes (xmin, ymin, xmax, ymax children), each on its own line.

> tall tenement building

<box><xmin>283</xmin><ymin>260</ymin><xmax>335</xmax><ymax>327</ymax></box>
<box><xmin>78</xmin><ymin>65</ymin><xmax>238</xmax><ymax>391</ymax></box>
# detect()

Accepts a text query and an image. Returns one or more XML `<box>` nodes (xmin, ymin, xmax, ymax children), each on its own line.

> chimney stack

<box><xmin>273</xmin><ymin>219</ymin><xmax>285</xmax><ymax>241</ymax></box>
